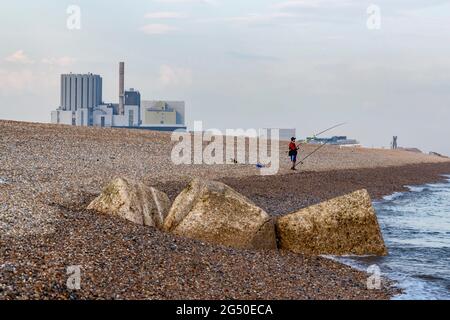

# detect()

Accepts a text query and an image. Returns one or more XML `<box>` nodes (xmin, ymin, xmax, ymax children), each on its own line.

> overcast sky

<box><xmin>1</xmin><ymin>0</ymin><xmax>450</xmax><ymax>154</ymax></box>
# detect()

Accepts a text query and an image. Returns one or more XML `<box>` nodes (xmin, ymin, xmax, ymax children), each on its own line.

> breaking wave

<box><xmin>337</xmin><ymin>175</ymin><xmax>450</xmax><ymax>300</ymax></box>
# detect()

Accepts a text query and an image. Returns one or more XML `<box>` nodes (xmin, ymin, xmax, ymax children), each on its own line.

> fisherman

<box><xmin>289</xmin><ymin>137</ymin><xmax>299</xmax><ymax>170</ymax></box>
<box><xmin>288</xmin><ymin>123</ymin><xmax>345</xmax><ymax>171</ymax></box>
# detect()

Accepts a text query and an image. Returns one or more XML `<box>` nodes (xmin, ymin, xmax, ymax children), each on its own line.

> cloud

<box><xmin>272</xmin><ymin>0</ymin><xmax>353</xmax><ymax>10</ymax></box>
<box><xmin>41</xmin><ymin>56</ymin><xmax>77</xmax><ymax>67</ymax></box>
<box><xmin>1</xmin><ymin>55</ymin><xmax>74</xmax><ymax>94</ymax></box>
<box><xmin>0</xmin><ymin>69</ymin><xmax>35</xmax><ymax>93</ymax></box>
<box><xmin>140</xmin><ymin>24</ymin><xmax>178</xmax><ymax>35</ymax></box>
<box><xmin>228</xmin><ymin>12</ymin><xmax>297</xmax><ymax>23</ymax></box>
<box><xmin>228</xmin><ymin>51</ymin><xmax>281</xmax><ymax>62</ymax></box>
<box><xmin>159</xmin><ymin>65</ymin><xmax>192</xmax><ymax>86</ymax></box>
<box><xmin>5</xmin><ymin>50</ymin><xmax>34</xmax><ymax>64</ymax></box>
<box><xmin>200</xmin><ymin>12</ymin><xmax>297</xmax><ymax>25</ymax></box>
<box><xmin>145</xmin><ymin>11</ymin><xmax>188</xmax><ymax>19</ymax></box>
<box><xmin>153</xmin><ymin>0</ymin><xmax>218</xmax><ymax>4</ymax></box>
<box><xmin>0</xmin><ymin>68</ymin><xmax>59</xmax><ymax>95</ymax></box>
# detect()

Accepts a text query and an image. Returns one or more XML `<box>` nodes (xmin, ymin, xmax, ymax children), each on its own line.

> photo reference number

<box><xmin>176</xmin><ymin>304</ymin><xmax>274</xmax><ymax>317</ymax></box>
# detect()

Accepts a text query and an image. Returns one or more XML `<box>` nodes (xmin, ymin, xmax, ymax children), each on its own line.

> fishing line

<box><xmin>292</xmin><ymin>122</ymin><xmax>347</xmax><ymax>169</ymax></box>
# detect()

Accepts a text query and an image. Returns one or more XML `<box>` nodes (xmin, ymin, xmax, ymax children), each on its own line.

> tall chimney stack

<box><xmin>119</xmin><ymin>62</ymin><xmax>125</xmax><ymax>115</ymax></box>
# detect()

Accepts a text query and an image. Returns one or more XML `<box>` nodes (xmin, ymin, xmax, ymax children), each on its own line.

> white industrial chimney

<box><xmin>119</xmin><ymin>62</ymin><xmax>125</xmax><ymax>115</ymax></box>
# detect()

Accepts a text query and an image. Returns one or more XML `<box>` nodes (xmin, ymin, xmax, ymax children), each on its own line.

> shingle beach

<box><xmin>1</xmin><ymin>120</ymin><xmax>450</xmax><ymax>300</ymax></box>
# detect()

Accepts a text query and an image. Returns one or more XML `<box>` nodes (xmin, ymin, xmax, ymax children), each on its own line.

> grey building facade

<box><xmin>60</xmin><ymin>74</ymin><xmax>102</xmax><ymax>111</ymax></box>
<box><xmin>125</xmin><ymin>89</ymin><xmax>141</xmax><ymax>107</ymax></box>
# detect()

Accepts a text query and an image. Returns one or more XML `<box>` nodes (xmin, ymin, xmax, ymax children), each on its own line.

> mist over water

<box><xmin>337</xmin><ymin>175</ymin><xmax>450</xmax><ymax>300</ymax></box>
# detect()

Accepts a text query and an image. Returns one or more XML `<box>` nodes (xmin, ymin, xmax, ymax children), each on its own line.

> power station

<box><xmin>51</xmin><ymin>62</ymin><xmax>186</xmax><ymax>131</ymax></box>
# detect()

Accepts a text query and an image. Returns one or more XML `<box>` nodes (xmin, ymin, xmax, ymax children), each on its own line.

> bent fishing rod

<box><xmin>295</xmin><ymin>122</ymin><xmax>346</xmax><ymax>148</ymax></box>
<box><xmin>294</xmin><ymin>141</ymin><xmax>329</xmax><ymax>169</ymax></box>
<box><xmin>294</xmin><ymin>122</ymin><xmax>347</xmax><ymax>169</ymax></box>
<box><xmin>287</xmin><ymin>122</ymin><xmax>346</xmax><ymax>154</ymax></box>
<box><xmin>313</xmin><ymin>122</ymin><xmax>346</xmax><ymax>138</ymax></box>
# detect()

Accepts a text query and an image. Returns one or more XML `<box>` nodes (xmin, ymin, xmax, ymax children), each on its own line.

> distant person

<box><xmin>289</xmin><ymin>137</ymin><xmax>299</xmax><ymax>170</ymax></box>
<box><xmin>393</xmin><ymin>136</ymin><xmax>398</xmax><ymax>149</ymax></box>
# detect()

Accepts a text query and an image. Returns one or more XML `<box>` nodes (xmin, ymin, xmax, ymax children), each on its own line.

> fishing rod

<box><xmin>293</xmin><ymin>122</ymin><xmax>347</xmax><ymax>169</ymax></box>
<box><xmin>286</xmin><ymin>122</ymin><xmax>347</xmax><ymax>154</ymax></box>
<box><xmin>294</xmin><ymin>141</ymin><xmax>329</xmax><ymax>169</ymax></box>
<box><xmin>312</xmin><ymin>122</ymin><xmax>346</xmax><ymax>138</ymax></box>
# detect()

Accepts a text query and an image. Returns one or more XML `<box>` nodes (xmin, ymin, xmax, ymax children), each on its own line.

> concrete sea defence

<box><xmin>88</xmin><ymin>178</ymin><xmax>386</xmax><ymax>257</ymax></box>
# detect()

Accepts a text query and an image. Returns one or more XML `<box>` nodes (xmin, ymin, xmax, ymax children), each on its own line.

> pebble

<box><xmin>1</xmin><ymin>120</ymin><xmax>448</xmax><ymax>300</ymax></box>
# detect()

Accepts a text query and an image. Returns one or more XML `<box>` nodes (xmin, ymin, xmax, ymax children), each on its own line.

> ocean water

<box><xmin>336</xmin><ymin>174</ymin><xmax>450</xmax><ymax>300</ymax></box>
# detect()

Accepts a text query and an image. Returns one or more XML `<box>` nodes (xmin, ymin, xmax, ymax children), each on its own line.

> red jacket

<box><xmin>289</xmin><ymin>142</ymin><xmax>297</xmax><ymax>151</ymax></box>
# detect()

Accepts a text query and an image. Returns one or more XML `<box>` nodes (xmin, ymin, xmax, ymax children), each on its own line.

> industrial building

<box><xmin>51</xmin><ymin>73</ymin><xmax>102</xmax><ymax>126</ymax></box>
<box><xmin>125</xmin><ymin>89</ymin><xmax>141</xmax><ymax>108</ymax></box>
<box><xmin>51</xmin><ymin>62</ymin><xmax>186</xmax><ymax>131</ymax></box>
<box><xmin>307</xmin><ymin>136</ymin><xmax>360</xmax><ymax>146</ymax></box>
<box><xmin>141</xmin><ymin>100</ymin><xmax>186</xmax><ymax>131</ymax></box>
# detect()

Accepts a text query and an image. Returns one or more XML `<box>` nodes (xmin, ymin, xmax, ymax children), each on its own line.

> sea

<box><xmin>335</xmin><ymin>174</ymin><xmax>450</xmax><ymax>300</ymax></box>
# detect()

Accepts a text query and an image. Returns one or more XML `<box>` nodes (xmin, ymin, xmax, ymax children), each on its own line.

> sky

<box><xmin>1</xmin><ymin>0</ymin><xmax>450</xmax><ymax>154</ymax></box>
